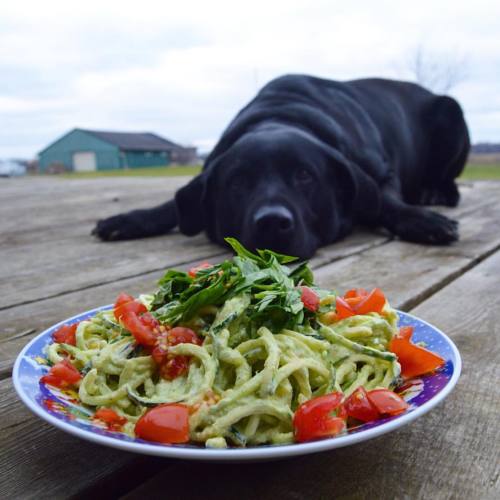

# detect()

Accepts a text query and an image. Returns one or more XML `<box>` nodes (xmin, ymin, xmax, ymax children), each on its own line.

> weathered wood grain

<box><xmin>0</xmin><ymin>231</ymin><xmax>224</xmax><ymax>309</ymax></box>
<box><xmin>1</xmin><ymin>180</ymin><xmax>495</xmax><ymax>310</ymax></box>
<box><xmin>1</xmin><ymin>178</ymin><xmax>499</xmax><ymax>499</ymax></box>
<box><xmin>314</xmin><ymin>183</ymin><xmax>500</xmax><ymax>311</ymax></box>
<box><xmin>2</xmin><ymin>183</ymin><xmax>500</xmax><ymax>375</ymax></box>
<box><xmin>0</xmin><ymin>378</ymin><xmax>168</xmax><ymax>500</ymax></box>
<box><xmin>0</xmin><ymin>176</ymin><xmax>190</xmax><ymax>236</ymax></box>
<box><xmin>121</xmin><ymin>249</ymin><xmax>500</xmax><ymax>500</ymax></box>
<box><xmin>0</xmin><ymin>177</ymin><xmax>207</xmax><ymax>308</ymax></box>
<box><xmin>0</xmin><ymin>232</ymin><xmax>388</xmax><ymax>374</ymax></box>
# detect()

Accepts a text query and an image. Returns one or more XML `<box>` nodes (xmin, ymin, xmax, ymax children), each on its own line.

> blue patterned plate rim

<box><xmin>13</xmin><ymin>306</ymin><xmax>461</xmax><ymax>461</ymax></box>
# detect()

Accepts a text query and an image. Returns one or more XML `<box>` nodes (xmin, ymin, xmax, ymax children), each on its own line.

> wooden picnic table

<box><xmin>1</xmin><ymin>176</ymin><xmax>499</xmax><ymax>499</ymax></box>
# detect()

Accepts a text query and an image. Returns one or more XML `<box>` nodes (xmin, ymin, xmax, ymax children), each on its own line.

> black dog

<box><xmin>93</xmin><ymin>74</ymin><xmax>470</xmax><ymax>258</ymax></box>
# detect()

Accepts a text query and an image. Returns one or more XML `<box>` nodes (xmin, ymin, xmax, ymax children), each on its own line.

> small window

<box><xmin>145</xmin><ymin>152</ymin><xmax>152</xmax><ymax>158</ymax></box>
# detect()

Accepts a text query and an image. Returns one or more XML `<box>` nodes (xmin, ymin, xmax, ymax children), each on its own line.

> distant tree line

<box><xmin>471</xmin><ymin>143</ymin><xmax>500</xmax><ymax>154</ymax></box>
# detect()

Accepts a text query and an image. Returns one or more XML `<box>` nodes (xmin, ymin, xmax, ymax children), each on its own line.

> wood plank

<box><xmin>0</xmin><ymin>181</ymin><xmax>489</xmax><ymax>309</ymax></box>
<box><xmin>121</xmin><ymin>249</ymin><xmax>500</xmax><ymax>500</ymax></box>
<box><xmin>0</xmin><ymin>231</ymin><xmax>222</xmax><ymax>309</ymax></box>
<box><xmin>314</xmin><ymin>182</ymin><xmax>500</xmax><ymax>311</ymax></box>
<box><xmin>0</xmin><ymin>230</ymin><xmax>385</xmax><ymax>376</ymax></box>
<box><xmin>0</xmin><ymin>378</ymin><xmax>167</xmax><ymax>500</ymax></box>
<box><xmin>0</xmin><ymin>256</ymin><xmax>226</xmax><ymax>378</ymax></box>
<box><xmin>1</xmin><ymin>180</ymin><xmax>498</xmax><ymax>499</ymax></box>
<box><xmin>0</xmin><ymin>176</ymin><xmax>190</xmax><ymax>234</ymax></box>
<box><xmin>2</xmin><ymin>183</ymin><xmax>500</xmax><ymax>374</ymax></box>
<box><xmin>0</xmin><ymin>177</ymin><xmax>201</xmax><ymax>308</ymax></box>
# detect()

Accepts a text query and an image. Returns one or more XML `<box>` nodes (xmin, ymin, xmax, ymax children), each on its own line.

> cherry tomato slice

<box><xmin>335</xmin><ymin>296</ymin><xmax>356</xmax><ymax>320</ymax></box>
<box><xmin>390</xmin><ymin>330</ymin><xmax>445</xmax><ymax>379</ymax></box>
<box><xmin>160</xmin><ymin>356</ymin><xmax>189</xmax><ymax>380</ymax></box>
<box><xmin>121</xmin><ymin>311</ymin><xmax>159</xmax><ymax>347</ymax></box>
<box><xmin>300</xmin><ymin>286</ymin><xmax>320</xmax><ymax>312</ymax></box>
<box><xmin>354</xmin><ymin>288</ymin><xmax>386</xmax><ymax>315</ymax></box>
<box><xmin>152</xmin><ymin>327</ymin><xmax>202</xmax><ymax>380</ymax></box>
<box><xmin>343</xmin><ymin>386</ymin><xmax>380</xmax><ymax>422</ymax></box>
<box><xmin>151</xmin><ymin>344</ymin><xmax>169</xmax><ymax>365</ymax></box>
<box><xmin>135</xmin><ymin>404</ymin><xmax>190</xmax><ymax>444</ymax></box>
<box><xmin>398</xmin><ymin>326</ymin><xmax>414</xmax><ymax>341</ymax></box>
<box><xmin>52</xmin><ymin>323</ymin><xmax>78</xmax><ymax>346</ymax></box>
<box><xmin>41</xmin><ymin>360</ymin><xmax>82</xmax><ymax>388</ymax></box>
<box><xmin>114</xmin><ymin>293</ymin><xmax>147</xmax><ymax>320</ymax></box>
<box><xmin>115</xmin><ymin>301</ymin><xmax>147</xmax><ymax>321</ymax></box>
<box><xmin>344</xmin><ymin>288</ymin><xmax>368</xmax><ymax>299</ymax></box>
<box><xmin>188</xmin><ymin>262</ymin><xmax>212</xmax><ymax>278</ymax></box>
<box><xmin>167</xmin><ymin>327</ymin><xmax>203</xmax><ymax>346</ymax></box>
<box><xmin>114</xmin><ymin>293</ymin><xmax>135</xmax><ymax>320</ymax></box>
<box><xmin>94</xmin><ymin>408</ymin><xmax>127</xmax><ymax>429</ymax></box>
<box><xmin>345</xmin><ymin>296</ymin><xmax>365</xmax><ymax>307</ymax></box>
<box><xmin>293</xmin><ymin>392</ymin><xmax>346</xmax><ymax>443</ymax></box>
<box><xmin>367</xmin><ymin>389</ymin><xmax>409</xmax><ymax>416</ymax></box>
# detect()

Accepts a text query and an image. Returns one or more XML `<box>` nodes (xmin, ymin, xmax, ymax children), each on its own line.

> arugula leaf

<box><xmin>225</xmin><ymin>237</ymin><xmax>263</xmax><ymax>263</ymax></box>
<box><xmin>256</xmin><ymin>248</ymin><xmax>298</xmax><ymax>264</ymax></box>
<box><xmin>225</xmin><ymin>237</ymin><xmax>298</xmax><ymax>265</ymax></box>
<box><xmin>289</xmin><ymin>261</ymin><xmax>314</xmax><ymax>286</ymax></box>
<box><xmin>151</xmin><ymin>270</ymin><xmax>192</xmax><ymax>310</ymax></box>
<box><xmin>151</xmin><ymin>238</ymin><xmax>317</xmax><ymax>334</ymax></box>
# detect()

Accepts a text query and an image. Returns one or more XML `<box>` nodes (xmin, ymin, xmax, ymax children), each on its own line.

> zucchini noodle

<box><xmin>46</xmin><ymin>293</ymin><xmax>401</xmax><ymax>447</ymax></box>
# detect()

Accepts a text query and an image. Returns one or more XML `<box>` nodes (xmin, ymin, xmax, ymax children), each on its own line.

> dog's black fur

<box><xmin>93</xmin><ymin>74</ymin><xmax>470</xmax><ymax>258</ymax></box>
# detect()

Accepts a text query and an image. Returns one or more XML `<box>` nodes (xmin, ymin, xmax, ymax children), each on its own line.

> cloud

<box><xmin>0</xmin><ymin>0</ymin><xmax>499</xmax><ymax>157</ymax></box>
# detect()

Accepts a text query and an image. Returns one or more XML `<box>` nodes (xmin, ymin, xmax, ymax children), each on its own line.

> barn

<box><xmin>38</xmin><ymin>128</ymin><xmax>197</xmax><ymax>172</ymax></box>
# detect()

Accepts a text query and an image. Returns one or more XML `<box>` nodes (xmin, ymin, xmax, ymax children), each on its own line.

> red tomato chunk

<box><xmin>293</xmin><ymin>392</ymin><xmax>346</xmax><ymax>443</ymax></box>
<box><xmin>366</xmin><ymin>389</ymin><xmax>409</xmax><ymax>416</ymax></box>
<box><xmin>41</xmin><ymin>360</ymin><xmax>82</xmax><ymax>389</ymax></box>
<box><xmin>135</xmin><ymin>404</ymin><xmax>190</xmax><ymax>444</ymax></box>
<box><xmin>94</xmin><ymin>408</ymin><xmax>127</xmax><ymax>430</ymax></box>
<box><xmin>336</xmin><ymin>288</ymin><xmax>386</xmax><ymax>320</ymax></box>
<box><xmin>121</xmin><ymin>311</ymin><xmax>159</xmax><ymax>348</ymax></box>
<box><xmin>300</xmin><ymin>286</ymin><xmax>320</xmax><ymax>312</ymax></box>
<box><xmin>114</xmin><ymin>293</ymin><xmax>147</xmax><ymax>320</ymax></box>
<box><xmin>52</xmin><ymin>323</ymin><xmax>78</xmax><ymax>346</ymax></box>
<box><xmin>188</xmin><ymin>262</ymin><xmax>212</xmax><ymax>278</ymax></box>
<box><xmin>343</xmin><ymin>387</ymin><xmax>380</xmax><ymax>422</ymax></box>
<box><xmin>154</xmin><ymin>327</ymin><xmax>203</xmax><ymax>380</ymax></box>
<box><xmin>389</xmin><ymin>326</ymin><xmax>445</xmax><ymax>379</ymax></box>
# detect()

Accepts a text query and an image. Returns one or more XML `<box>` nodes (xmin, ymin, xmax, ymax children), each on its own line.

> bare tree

<box><xmin>407</xmin><ymin>45</ymin><xmax>467</xmax><ymax>94</ymax></box>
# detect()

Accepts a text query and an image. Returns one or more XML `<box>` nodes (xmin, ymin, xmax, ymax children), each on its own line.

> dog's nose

<box><xmin>253</xmin><ymin>205</ymin><xmax>295</xmax><ymax>235</ymax></box>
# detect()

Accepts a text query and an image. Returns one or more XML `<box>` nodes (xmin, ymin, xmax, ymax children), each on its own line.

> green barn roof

<box><xmin>82</xmin><ymin>129</ymin><xmax>181</xmax><ymax>152</ymax></box>
<box><xmin>39</xmin><ymin>128</ymin><xmax>186</xmax><ymax>155</ymax></box>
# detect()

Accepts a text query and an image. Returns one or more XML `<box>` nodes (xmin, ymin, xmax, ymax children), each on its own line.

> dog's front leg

<box><xmin>379</xmin><ymin>190</ymin><xmax>459</xmax><ymax>245</ymax></box>
<box><xmin>92</xmin><ymin>199</ymin><xmax>177</xmax><ymax>241</ymax></box>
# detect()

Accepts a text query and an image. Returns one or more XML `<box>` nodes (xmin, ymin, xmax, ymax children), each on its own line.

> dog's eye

<box><xmin>295</xmin><ymin>168</ymin><xmax>314</xmax><ymax>184</ymax></box>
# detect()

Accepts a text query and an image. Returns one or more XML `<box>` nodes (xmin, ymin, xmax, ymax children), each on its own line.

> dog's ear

<box><xmin>325</xmin><ymin>146</ymin><xmax>382</xmax><ymax>225</ymax></box>
<box><xmin>175</xmin><ymin>173</ymin><xmax>207</xmax><ymax>235</ymax></box>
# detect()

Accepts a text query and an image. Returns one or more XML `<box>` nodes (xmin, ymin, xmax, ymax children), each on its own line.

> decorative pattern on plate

<box><xmin>13</xmin><ymin>307</ymin><xmax>461</xmax><ymax>461</ymax></box>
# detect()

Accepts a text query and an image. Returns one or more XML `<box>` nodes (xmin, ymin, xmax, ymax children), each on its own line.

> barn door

<box><xmin>73</xmin><ymin>152</ymin><xmax>97</xmax><ymax>172</ymax></box>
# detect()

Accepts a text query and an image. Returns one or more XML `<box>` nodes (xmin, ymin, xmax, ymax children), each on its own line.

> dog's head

<box><xmin>175</xmin><ymin>127</ymin><xmax>380</xmax><ymax>258</ymax></box>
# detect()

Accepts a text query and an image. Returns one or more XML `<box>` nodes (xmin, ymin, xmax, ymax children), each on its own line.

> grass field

<box><xmin>58</xmin><ymin>162</ymin><xmax>500</xmax><ymax>180</ymax></box>
<box><xmin>459</xmin><ymin>163</ymin><xmax>500</xmax><ymax>180</ymax></box>
<box><xmin>60</xmin><ymin>165</ymin><xmax>203</xmax><ymax>178</ymax></box>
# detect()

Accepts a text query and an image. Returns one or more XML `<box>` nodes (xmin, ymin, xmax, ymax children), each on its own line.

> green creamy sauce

<box><xmin>46</xmin><ymin>295</ymin><xmax>400</xmax><ymax>447</ymax></box>
<box><xmin>44</xmin><ymin>239</ymin><xmax>401</xmax><ymax>447</ymax></box>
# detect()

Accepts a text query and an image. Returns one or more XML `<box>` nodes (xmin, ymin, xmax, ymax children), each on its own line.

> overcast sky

<box><xmin>1</xmin><ymin>0</ymin><xmax>499</xmax><ymax>158</ymax></box>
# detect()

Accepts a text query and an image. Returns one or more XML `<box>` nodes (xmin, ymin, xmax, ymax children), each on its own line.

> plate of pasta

<box><xmin>13</xmin><ymin>238</ymin><xmax>461</xmax><ymax>461</ymax></box>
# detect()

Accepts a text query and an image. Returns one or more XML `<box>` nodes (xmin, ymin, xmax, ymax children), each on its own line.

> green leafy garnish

<box><xmin>151</xmin><ymin>238</ymin><xmax>323</xmax><ymax>333</ymax></box>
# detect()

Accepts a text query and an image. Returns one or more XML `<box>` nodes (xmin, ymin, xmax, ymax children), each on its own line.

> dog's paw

<box><xmin>418</xmin><ymin>183</ymin><xmax>461</xmax><ymax>207</ymax></box>
<box><xmin>92</xmin><ymin>214</ymin><xmax>144</xmax><ymax>241</ymax></box>
<box><xmin>393</xmin><ymin>208</ymin><xmax>459</xmax><ymax>245</ymax></box>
